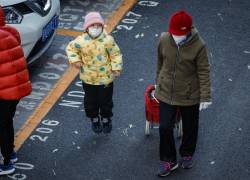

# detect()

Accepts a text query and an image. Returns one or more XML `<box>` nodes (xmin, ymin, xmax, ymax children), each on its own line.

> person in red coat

<box><xmin>0</xmin><ymin>6</ymin><xmax>32</xmax><ymax>175</ymax></box>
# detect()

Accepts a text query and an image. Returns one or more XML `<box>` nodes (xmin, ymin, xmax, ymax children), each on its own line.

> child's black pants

<box><xmin>82</xmin><ymin>82</ymin><xmax>113</xmax><ymax>119</ymax></box>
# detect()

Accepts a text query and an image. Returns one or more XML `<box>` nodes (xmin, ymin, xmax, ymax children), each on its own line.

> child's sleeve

<box><xmin>66</xmin><ymin>37</ymin><xmax>82</xmax><ymax>64</ymax></box>
<box><xmin>106</xmin><ymin>35</ymin><xmax>123</xmax><ymax>71</ymax></box>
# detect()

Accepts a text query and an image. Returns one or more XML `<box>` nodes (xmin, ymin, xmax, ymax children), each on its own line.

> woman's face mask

<box><xmin>172</xmin><ymin>35</ymin><xmax>187</xmax><ymax>45</ymax></box>
<box><xmin>88</xmin><ymin>25</ymin><xmax>103</xmax><ymax>38</ymax></box>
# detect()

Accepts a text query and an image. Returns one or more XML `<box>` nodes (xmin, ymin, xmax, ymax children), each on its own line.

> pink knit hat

<box><xmin>83</xmin><ymin>12</ymin><xmax>104</xmax><ymax>31</ymax></box>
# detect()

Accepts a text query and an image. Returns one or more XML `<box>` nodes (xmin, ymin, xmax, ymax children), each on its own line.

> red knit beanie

<box><xmin>169</xmin><ymin>10</ymin><xmax>192</xmax><ymax>36</ymax></box>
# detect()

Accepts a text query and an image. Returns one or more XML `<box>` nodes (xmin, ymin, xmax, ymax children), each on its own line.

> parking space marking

<box><xmin>56</xmin><ymin>0</ymin><xmax>137</xmax><ymax>37</ymax></box>
<box><xmin>14</xmin><ymin>0</ymin><xmax>137</xmax><ymax>151</ymax></box>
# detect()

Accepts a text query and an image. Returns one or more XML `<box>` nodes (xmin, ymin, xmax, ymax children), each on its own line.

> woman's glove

<box><xmin>199</xmin><ymin>102</ymin><xmax>212</xmax><ymax>111</ymax></box>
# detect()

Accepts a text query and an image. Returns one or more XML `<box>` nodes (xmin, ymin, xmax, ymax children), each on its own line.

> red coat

<box><xmin>0</xmin><ymin>8</ymin><xmax>32</xmax><ymax>100</ymax></box>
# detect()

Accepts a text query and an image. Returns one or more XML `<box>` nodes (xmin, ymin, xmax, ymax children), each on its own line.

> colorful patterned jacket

<box><xmin>66</xmin><ymin>31</ymin><xmax>123</xmax><ymax>85</ymax></box>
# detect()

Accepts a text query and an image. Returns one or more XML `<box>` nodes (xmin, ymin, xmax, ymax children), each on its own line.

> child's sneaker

<box><xmin>180</xmin><ymin>156</ymin><xmax>193</xmax><ymax>169</ymax></box>
<box><xmin>102</xmin><ymin>118</ymin><xmax>112</xmax><ymax>134</ymax></box>
<box><xmin>0</xmin><ymin>163</ymin><xmax>15</xmax><ymax>175</ymax></box>
<box><xmin>157</xmin><ymin>161</ymin><xmax>178</xmax><ymax>177</ymax></box>
<box><xmin>91</xmin><ymin>117</ymin><xmax>102</xmax><ymax>133</ymax></box>
<box><xmin>10</xmin><ymin>152</ymin><xmax>18</xmax><ymax>163</ymax></box>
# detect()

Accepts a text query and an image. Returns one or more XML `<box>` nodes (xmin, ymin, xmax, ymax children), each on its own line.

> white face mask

<box><xmin>88</xmin><ymin>26</ymin><xmax>103</xmax><ymax>38</ymax></box>
<box><xmin>172</xmin><ymin>35</ymin><xmax>186</xmax><ymax>45</ymax></box>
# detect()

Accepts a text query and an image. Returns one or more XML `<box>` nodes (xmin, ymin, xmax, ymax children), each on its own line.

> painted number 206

<box><xmin>30</xmin><ymin>119</ymin><xmax>60</xmax><ymax>142</ymax></box>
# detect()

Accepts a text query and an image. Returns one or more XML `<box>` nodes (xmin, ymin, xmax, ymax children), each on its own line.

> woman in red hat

<box><xmin>155</xmin><ymin>10</ymin><xmax>212</xmax><ymax>177</ymax></box>
<box><xmin>0</xmin><ymin>7</ymin><xmax>32</xmax><ymax>175</ymax></box>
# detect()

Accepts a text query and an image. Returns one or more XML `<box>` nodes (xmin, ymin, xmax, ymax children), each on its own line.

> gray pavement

<box><xmin>2</xmin><ymin>0</ymin><xmax>250</xmax><ymax>179</ymax></box>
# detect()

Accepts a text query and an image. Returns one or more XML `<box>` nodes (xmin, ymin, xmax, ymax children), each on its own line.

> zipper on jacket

<box><xmin>170</xmin><ymin>46</ymin><xmax>180</xmax><ymax>104</ymax></box>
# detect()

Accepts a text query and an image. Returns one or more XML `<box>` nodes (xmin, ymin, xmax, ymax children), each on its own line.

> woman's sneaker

<box><xmin>10</xmin><ymin>152</ymin><xmax>18</xmax><ymax>163</ymax></box>
<box><xmin>0</xmin><ymin>163</ymin><xmax>15</xmax><ymax>176</ymax></box>
<box><xmin>91</xmin><ymin>117</ymin><xmax>102</xmax><ymax>134</ymax></box>
<box><xmin>180</xmin><ymin>156</ymin><xmax>193</xmax><ymax>169</ymax></box>
<box><xmin>157</xmin><ymin>161</ymin><xmax>178</xmax><ymax>177</ymax></box>
<box><xmin>102</xmin><ymin>118</ymin><xmax>112</xmax><ymax>134</ymax></box>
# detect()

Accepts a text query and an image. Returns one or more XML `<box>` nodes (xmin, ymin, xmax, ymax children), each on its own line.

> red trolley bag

<box><xmin>144</xmin><ymin>84</ymin><xmax>182</xmax><ymax>137</ymax></box>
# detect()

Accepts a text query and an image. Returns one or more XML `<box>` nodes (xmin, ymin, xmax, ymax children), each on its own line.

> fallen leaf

<box><xmin>52</xmin><ymin>169</ymin><xmax>56</xmax><ymax>176</ymax></box>
<box><xmin>122</xmin><ymin>128</ymin><xmax>129</xmax><ymax>136</ymax></box>
<box><xmin>210</xmin><ymin>161</ymin><xmax>215</xmax><ymax>165</ymax></box>
<box><xmin>135</xmin><ymin>34</ymin><xmax>140</xmax><ymax>39</ymax></box>
<box><xmin>52</xmin><ymin>149</ymin><xmax>58</xmax><ymax>153</ymax></box>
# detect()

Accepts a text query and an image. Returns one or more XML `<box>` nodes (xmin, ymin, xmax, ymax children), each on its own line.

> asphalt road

<box><xmin>2</xmin><ymin>0</ymin><xmax>250</xmax><ymax>179</ymax></box>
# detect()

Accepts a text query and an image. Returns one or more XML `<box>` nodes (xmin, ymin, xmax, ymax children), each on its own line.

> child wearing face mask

<box><xmin>155</xmin><ymin>10</ymin><xmax>212</xmax><ymax>177</ymax></box>
<box><xmin>66</xmin><ymin>12</ymin><xmax>123</xmax><ymax>134</ymax></box>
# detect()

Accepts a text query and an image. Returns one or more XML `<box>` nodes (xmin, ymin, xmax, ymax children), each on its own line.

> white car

<box><xmin>0</xmin><ymin>0</ymin><xmax>60</xmax><ymax>64</ymax></box>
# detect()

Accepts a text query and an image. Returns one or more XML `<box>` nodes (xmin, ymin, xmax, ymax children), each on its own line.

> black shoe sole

<box><xmin>157</xmin><ymin>171</ymin><xmax>171</xmax><ymax>177</ymax></box>
<box><xmin>157</xmin><ymin>164</ymin><xmax>179</xmax><ymax>177</ymax></box>
<box><xmin>91</xmin><ymin>123</ymin><xmax>102</xmax><ymax>133</ymax></box>
<box><xmin>181</xmin><ymin>164</ymin><xmax>193</xmax><ymax>169</ymax></box>
<box><xmin>92</xmin><ymin>128</ymin><xmax>102</xmax><ymax>134</ymax></box>
<box><xmin>103</xmin><ymin>123</ymin><xmax>112</xmax><ymax>134</ymax></box>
